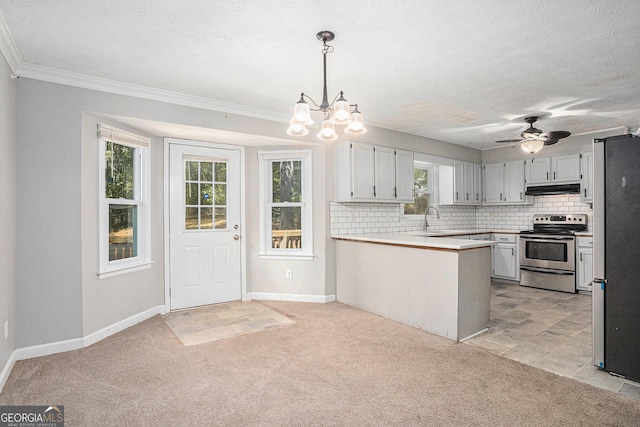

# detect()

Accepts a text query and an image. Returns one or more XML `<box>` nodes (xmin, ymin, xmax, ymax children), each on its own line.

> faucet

<box><xmin>424</xmin><ymin>206</ymin><xmax>441</xmax><ymax>231</ymax></box>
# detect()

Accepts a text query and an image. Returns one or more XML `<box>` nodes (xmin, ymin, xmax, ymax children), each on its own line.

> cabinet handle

<box><xmin>373</xmin><ymin>186</ymin><xmax>376</xmax><ymax>197</ymax></box>
<box><xmin>466</xmin><ymin>193</ymin><xmax>469</xmax><ymax>200</ymax></box>
<box><xmin>554</xmin><ymin>171</ymin><xmax>556</xmax><ymax>180</ymax></box>
<box><xmin>394</xmin><ymin>187</ymin><xmax>397</xmax><ymax>198</ymax></box>
<box><xmin>456</xmin><ymin>192</ymin><xmax>459</xmax><ymax>200</ymax></box>
<box><xmin>476</xmin><ymin>193</ymin><xmax>479</xmax><ymax>201</ymax></box>
<box><xmin>500</xmin><ymin>192</ymin><xmax>503</xmax><ymax>200</ymax></box>
<box><xmin>512</xmin><ymin>248</ymin><xmax>514</xmax><ymax>256</ymax></box>
<box><xmin>546</xmin><ymin>172</ymin><xmax>549</xmax><ymax>180</ymax></box>
<box><xmin>584</xmin><ymin>188</ymin><xmax>587</xmax><ymax>197</ymax></box>
<box><xmin>520</xmin><ymin>192</ymin><xmax>523</xmax><ymax>199</ymax></box>
<box><xmin>580</xmin><ymin>253</ymin><xmax>583</xmax><ymax>261</ymax></box>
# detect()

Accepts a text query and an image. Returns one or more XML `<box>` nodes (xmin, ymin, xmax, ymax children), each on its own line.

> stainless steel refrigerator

<box><xmin>593</xmin><ymin>133</ymin><xmax>640</xmax><ymax>383</ymax></box>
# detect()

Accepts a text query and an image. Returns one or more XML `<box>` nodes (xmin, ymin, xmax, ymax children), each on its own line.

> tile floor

<box><xmin>163</xmin><ymin>301</ymin><xmax>295</xmax><ymax>346</ymax></box>
<box><xmin>465</xmin><ymin>281</ymin><xmax>640</xmax><ymax>401</ymax></box>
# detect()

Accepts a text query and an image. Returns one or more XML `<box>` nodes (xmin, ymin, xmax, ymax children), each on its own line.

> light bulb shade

<box><xmin>345</xmin><ymin>111</ymin><xmax>367</xmax><ymax>134</ymax></box>
<box><xmin>329</xmin><ymin>96</ymin><xmax>353</xmax><ymax>125</ymax></box>
<box><xmin>293</xmin><ymin>98</ymin><xmax>313</xmax><ymax>125</ymax></box>
<box><xmin>521</xmin><ymin>140</ymin><xmax>544</xmax><ymax>154</ymax></box>
<box><xmin>316</xmin><ymin>120</ymin><xmax>338</xmax><ymax>141</ymax></box>
<box><xmin>286</xmin><ymin>118</ymin><xmax>309</xmax><ymax>137</ymax></box>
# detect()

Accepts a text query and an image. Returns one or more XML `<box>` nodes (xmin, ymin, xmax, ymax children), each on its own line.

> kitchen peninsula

<box><xmin>333</xmin><ymin>232</ymin><xmax>495</xmax><ymax>341</ymax></box>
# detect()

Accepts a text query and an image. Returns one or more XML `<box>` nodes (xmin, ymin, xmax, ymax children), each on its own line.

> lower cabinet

<box><xmin>491</xmin><ymin>234</ymin><xmax>519</xmax><ymax>281</ymax></box>
<box><xmin>576</xmin><ymin>237</ymin><xmax>594</xmax><ymax>292</ymax></box>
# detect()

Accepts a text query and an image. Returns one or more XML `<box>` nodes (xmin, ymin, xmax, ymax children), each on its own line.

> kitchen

<box><xmin>329</xmin><ymin>128</ymin><xmax>640</xmax><ymax>394</ymax></box>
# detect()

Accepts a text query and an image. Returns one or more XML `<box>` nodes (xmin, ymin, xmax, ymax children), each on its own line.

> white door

<box><xmin>351</xmin><ymin>142</ymin><xmax>375</xmax><ymax>200</ymax></box>
<box><xmin>374</xmin><ymin>145</ymin><xmax>396</xmax><ymax>200</ymax></box>
<box><xmin>169</xmin><ymin>143</ymin><xmax>242</xmax><ymax>310</ymax></box>
<box><xmin>483</xmin><ymin>163</ymin><xmax>504</xmax><ymax>203</ymax></box>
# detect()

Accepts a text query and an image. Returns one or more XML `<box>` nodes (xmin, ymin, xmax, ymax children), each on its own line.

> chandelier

<box><xmin>286</xmin><ymin>30</ymin><xmax>366</xmax><ymax>140</ymax></box>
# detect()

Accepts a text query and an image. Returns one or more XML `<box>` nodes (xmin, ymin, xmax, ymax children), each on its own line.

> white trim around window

<box><xmin>97</xmin><ymin>124</ymin><xmax>152</xmax><ymax>277</ymax></box>
<box><xmin>258</xmin><ymin>150</ymin><xmax>313</xmax><ymax>260</ymax></box>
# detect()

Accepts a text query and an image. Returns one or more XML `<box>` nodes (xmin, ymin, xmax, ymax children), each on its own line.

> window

<box><xmin>98</xmin><ymin>124</ymin><xmax>151</xmax><ymax>277</ymax></box>
<box><xmin>184</xmin><ymin>159</ymin><xmax>227</xmax><ymax>230</ymax></box>
<box><xmin>258</xmin><ymin>150</ymin><xmax>313</xmax><ymax>259</ymax></box>
<box><xmin>404</xmin><ymin>162</ymin><xmax>438</xmax><ymax>216</ymax></box>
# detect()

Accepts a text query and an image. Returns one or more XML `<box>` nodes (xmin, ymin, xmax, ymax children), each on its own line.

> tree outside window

<box><xmin>404</xmin><ymin>165</ymin><xmax>437</xmax><ymax>215</ymax></box>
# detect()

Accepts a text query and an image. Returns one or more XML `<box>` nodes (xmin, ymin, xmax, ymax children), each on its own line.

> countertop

<box><xmin>332</xmin><ymin>231</ymin><xmax>497</xmax><ymax>250</ymax></box>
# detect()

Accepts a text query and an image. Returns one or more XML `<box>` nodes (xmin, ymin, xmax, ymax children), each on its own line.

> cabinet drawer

<box><xmin>577</xmin><ymin>237</ymin><xmax>593</xmax><ymax>247</ymax></box>
<box><xmin>492</xmin><ymin>233</ymin><xmax>517</xmax><ymax>243</ymax></box>
<box><xmin>470</xmin><ymin>233</ymin><xmax>491</xmax><ymax>240</ymax></box>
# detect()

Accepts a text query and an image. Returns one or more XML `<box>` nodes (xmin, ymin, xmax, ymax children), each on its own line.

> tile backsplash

<box><xmin>330</xmin><ymin>194</ymin><xmax>592</xmax><ymax>235</ymax></box>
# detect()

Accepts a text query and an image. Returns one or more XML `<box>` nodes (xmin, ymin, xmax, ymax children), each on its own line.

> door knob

<box><xmin>234</xmin><ymin>224</ymin><xmax>239</xmax><ymax>229</ymax></box>
<box><xmin>234</xmin><ymin>235</ymin><xmax>240</xmax><ymax>240</ymax></box>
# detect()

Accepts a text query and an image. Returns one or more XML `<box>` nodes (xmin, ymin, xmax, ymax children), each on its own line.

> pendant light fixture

<box><xmin>286</xmin><ymin>31</ymin><xmax>366</xmax><ymax>140</ymax></box>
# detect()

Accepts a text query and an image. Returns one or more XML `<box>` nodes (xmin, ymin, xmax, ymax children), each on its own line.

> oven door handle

<box><xmin>520</xmin><ymin>236</ymin><xmax>575</xmax><ymax>241</ymax></box>
<box><xmin>520</xmin><ymin>266</ymin><xmax>574</xmax><ymax>276</ymax></box>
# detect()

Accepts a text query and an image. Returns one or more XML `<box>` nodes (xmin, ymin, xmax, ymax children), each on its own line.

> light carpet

<box><xmin>1</xmin><ymin>301</ymin><xmax>639</xmax><ymax>426</ymax></box>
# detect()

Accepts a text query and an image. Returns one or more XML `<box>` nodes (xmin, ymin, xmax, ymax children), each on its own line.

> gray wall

<box><xmin>0</xmin><ymin>54</ymin><xmax>16</xmax><ymax>375</ymax></box>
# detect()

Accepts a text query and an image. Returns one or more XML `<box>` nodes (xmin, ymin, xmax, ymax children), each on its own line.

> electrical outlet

<box><xmin>286</xmin><ymin>270</ymin><xmax>293</xmax><ymax>280</ymax></box>
<box><xmin>4</xmin><ymin>320</ymin><xmax>8</xmax><ymax>340</ymax></box>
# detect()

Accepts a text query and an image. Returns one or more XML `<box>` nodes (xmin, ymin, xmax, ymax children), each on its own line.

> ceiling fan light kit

<box><xmin>495</xmin><ymin>116</ymin><xmax>571</xmax><ymax>154</ymax></box>
<box><xmin>286</xmin><ymin>31</ymin><xmax>367</xmax><ymax>140</ymax></box>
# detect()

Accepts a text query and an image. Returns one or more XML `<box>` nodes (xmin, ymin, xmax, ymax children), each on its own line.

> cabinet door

<box><xmin>464</xmin><ymin>162</ymin><xmax>475</xmax><ymax>203</ymax></box>
<box><xmin>493</xmin><ymin>243</ymin><xmax>516</xmax><ymax>279</ymax></box>
<box><xmin>504</xmin><ymin>160</ymin><xmax>525</xmax><ymax>202</ymax></box>
<box><xmin>374</xmin><ymin>145</ymin><xmax>396</xmax><ymax>200</ymax></box>
<box><xmin>580</xmin><ymin>152</ymin><xmax>593</xmax><ymax>202</ymax></box>
<box><xmin>395</xmin><ymin>149</ymin><xmax>414</xmax><ymax>202</ymax></box>
<box><xmin>474</xmin><ymin>163</ymin><xmax>483</xmax><ymax>204</ymax></box>
<box><xmin>453</xmin><ymin>160</ymin><xmax>465</xmax><ymax>203</ymax></box>
<box><xmin>552</xmin><ymin>154</ymin><xmax>581</xmax><ymax>183</ymax></box>
<box><xmin>351</xmin><ymin>142</ymin><xmax>375</xmax><ymax>200</ymax></box>
<box><xmin>483</xmin><ymin>163</ymin><xmax>504</xmax><ymax>203</ymax></box>
<box><xmin>526</xmin><ymin>157</ymin><xmax>551</xmax><ymax>184</ymax></box>
<box><xmin>577</xmin><ymin>247</ymin><xmax>594</xmax><ymax>290</ymax></box>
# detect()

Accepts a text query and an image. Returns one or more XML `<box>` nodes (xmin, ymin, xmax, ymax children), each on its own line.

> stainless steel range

<box><xmin>519</xmin><ymin>214</ymin><xmax>587</xmax><ymax>293</ymax></box>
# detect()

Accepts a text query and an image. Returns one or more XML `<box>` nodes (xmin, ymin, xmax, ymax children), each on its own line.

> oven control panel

<box><xmin>533</xmin><ymin>214</ymin><xmax>587</xmax><ymax>225</ymax></box>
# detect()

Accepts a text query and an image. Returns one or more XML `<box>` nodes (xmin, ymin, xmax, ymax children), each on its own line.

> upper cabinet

<box><xmin>483</xmin><ymin>160</ymin><xmax>531</xmax><ymax>205</ymax></box>
<box><xmin>439</xmin><ymin>160</ymin><xmax>482</xmax><ymax>205</ymax></box>
<box><xmin>580</xmin><ymin>151</ymin><xmax>593</xmax><ymax>202</ymax></box>
<box><xmin>525</xmin><ymin>154</ymin><xmax>581</xmax><ymax>185</ymax></box>
<box><xmin>334</xmin><ymin>141</ymin><xmax>414</xmax><ymax>203</ymax></box>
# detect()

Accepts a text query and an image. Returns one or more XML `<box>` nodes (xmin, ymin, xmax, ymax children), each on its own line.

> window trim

<box><xmin>97</xmin><ymin>123</ymin><xmax>152</xmax><ymax>277</ymax></box>
<box><xmin>258</xmin><ymin>149</ymin><xmax>313</xmax><ymax>260</ymax></box>
<box><xmin>402</xmin><ymin>162</ymin><xmax>439</xmax><ymax>219</ymax></box>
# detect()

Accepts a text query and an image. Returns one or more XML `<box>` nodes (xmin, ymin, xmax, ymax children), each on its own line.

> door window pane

<box><xmin>184</xmin><ymin>159</ymin><xmax>228</xmax><ymax>230</ymax></box>
<box><xmin>109</xmin><ymin>205</ymin><xmax>137</xmax><ymax>260</ymax></box>
<box><xmin>105</xmin><ymin>142</ymin><xmax>134</xmax><ymax>199</ymax></box>
<box><xmin>272</xmin><ymin>161</ymin><xmax>302</xmax><ymax>203</ymax></box>
<box><xmin>271</xmin><ymin>206</ymin><xmax>302</xmax><ymax>248</ymax></box>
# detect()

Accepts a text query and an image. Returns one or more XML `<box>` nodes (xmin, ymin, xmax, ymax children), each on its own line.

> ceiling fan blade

<box><xmin>543</xmin><ymin>140</ymin><xmax>559</xmax><ymax>145</ymax></box>
<box><xmin>540</xmin><ymin>131</ymin><xmax>571</xmax><ymax>141</ymax></box>
<box><xmin>495</xmin><ymin>139</ymin><xmax>523</xmax><ymax>143</ymax></box>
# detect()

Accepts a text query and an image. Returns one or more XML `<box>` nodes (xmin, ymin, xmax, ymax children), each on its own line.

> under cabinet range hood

<box><xmin>525</xmin><ymin>183</ymin><xmax>581</xmax><ymax>196</ymax></box>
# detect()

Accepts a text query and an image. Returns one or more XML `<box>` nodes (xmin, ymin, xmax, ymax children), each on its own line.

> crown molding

<box><xmin>0</xmin><ymin>9</ymin><xmax>21</xmax><ymax>73</ymax></box>
<box><xmin>0</xmin><ymin>9</ymin><xmax>290</xmax><ymax>124</ymax></box>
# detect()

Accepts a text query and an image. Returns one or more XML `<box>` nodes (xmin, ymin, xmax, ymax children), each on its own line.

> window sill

<box><xmin>258</xmin><ymin>253</ymin><xmax>314</xmax><ymax>261</ymax></box>
<box><xmin>98</xmin><ymin>261</ymin><xmax>154</xmax><ymax>279</ymax></box>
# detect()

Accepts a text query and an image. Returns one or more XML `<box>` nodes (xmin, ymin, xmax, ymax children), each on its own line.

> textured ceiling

<box><xmin>1</xmin><ymin>0</ymin><xmax>639</xmax><ymax>149</ymax></box>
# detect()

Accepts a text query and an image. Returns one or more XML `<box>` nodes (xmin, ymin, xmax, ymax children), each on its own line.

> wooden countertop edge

<box><xmin>333</xmin><ymin>237</ymin><xmax>492</xmax><ymax>252</ymax></box>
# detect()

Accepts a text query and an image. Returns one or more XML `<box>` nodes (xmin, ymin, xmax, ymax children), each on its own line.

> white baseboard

<box><xmin>12</xmin><ymin>305</ymin><xmax>165</xmax><ymax>362</ymax></box>
<box><xmin>249</xmin><ymin>292</ymin><xmax>336</xmax><ymax>303</ymax></box>
<box><xmin>0</xmin><ymin>351</ymin><xmax>17</xmax><ymax>393</ymax></box>
<box><xmin>83</xmin><ymin>305</ymin><xmax>165</xmax><ymax>347</ymax></box>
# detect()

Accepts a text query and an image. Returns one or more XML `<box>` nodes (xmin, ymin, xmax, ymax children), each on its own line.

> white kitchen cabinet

<box><xmin>374</xmin><ymin>145</ymin><xmax>397</xmax><ymax>201</ymax></box>
<box><xmin>577</xmin><ymin>236</ymin><xmax>593</xmax><ymax>292</ymax></box>
<box><xmin>334</xmin><ymin>141</ymin><xmax>414</xmax><ymax>203</ymax></box>
<box><xmin>474</xmin><ymin>163</ymin><xmax>483</xmax><ymax>204</ymax></box>
<box><xmin>491</xmin><ymin>233</ymin><xmax>519</xmax><ymax>281</ymax></box>
<box><xmin>439</xmin><ymin>160</ymin><xmax>482</xmax><ymax>205</ymax></box>
<box><xmin>483</xmin><ymin>161</ymin><xmax>531</xmax><ymax>205</ymax></box>
<box><xmin>504</xmin><ymin>160</ymin><xmax>526</xmax><ymax>203</ymax></box>
<box><xmin>580</xmin><ymin>151</ymin><xmax>593</xmax><ymax>202</ymax></box>
<box><xmin>525</xmin><ymin>154</ymin><xmax>581</xmax><ymax>185</ymax></box>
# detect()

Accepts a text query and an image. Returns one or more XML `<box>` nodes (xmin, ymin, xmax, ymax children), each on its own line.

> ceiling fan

<box><xmin>496</xmin><ymin>116</ymin><xmax>571</xmax><ymax>154</ymax></box>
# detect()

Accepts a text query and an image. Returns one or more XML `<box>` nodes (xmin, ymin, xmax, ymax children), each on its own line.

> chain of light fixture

<box><xmin>286</xmin><ymin>31</ymin><xmax>366</xmax><ymax>140</ymax></box>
